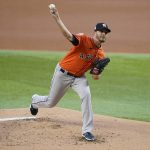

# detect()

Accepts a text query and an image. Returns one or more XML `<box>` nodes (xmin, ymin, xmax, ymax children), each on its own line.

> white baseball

<box><xmin>48</xmin><ymin>4</ymin><xmax>55</xmax><ymax>10</ymax></box>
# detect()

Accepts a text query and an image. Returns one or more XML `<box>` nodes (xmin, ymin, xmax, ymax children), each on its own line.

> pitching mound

<box><xmin>0</xmin><ymin>107</ymin><xmax>150</xmax><ymax>150</ymax></box>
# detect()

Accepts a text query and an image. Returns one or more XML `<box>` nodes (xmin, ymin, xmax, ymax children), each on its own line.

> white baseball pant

<box><xmin>32</xmin><ymin>64</ymin><xmax>93</xmax><ymax>134</ymax></box>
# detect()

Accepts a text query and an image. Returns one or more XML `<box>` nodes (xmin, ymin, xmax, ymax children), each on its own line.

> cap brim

<box><xmin>101</xmin><ymin>28</ymin><xmax>111</xmax><ymax>33</ymax></box>
<box><xmin>106</xmin><ymin>28</ymin><xmax>111</xmax><ymax>33</ymax></box>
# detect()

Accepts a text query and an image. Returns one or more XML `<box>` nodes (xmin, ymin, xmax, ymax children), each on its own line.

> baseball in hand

<box><xmin>48</xmin><ymin>4</ymin><xmax>56</xmax><ymax>10</ymax></box>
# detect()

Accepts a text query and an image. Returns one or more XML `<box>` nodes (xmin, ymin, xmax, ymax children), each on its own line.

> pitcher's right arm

<box><xmin>49</xmin><ymin>4</ymin><xmax>73</xmax><ymax>42</ymax></box>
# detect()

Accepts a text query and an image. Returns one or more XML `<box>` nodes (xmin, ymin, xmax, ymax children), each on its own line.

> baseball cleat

<box><xmin>30</xmin><ymin>104</ymin><xmax>38</xmax><ymax>116</ymax></box>
<box><xmin>82</xmin><ymin>132</ymin><xmax>95</xmax><ymax>141</ymax></box>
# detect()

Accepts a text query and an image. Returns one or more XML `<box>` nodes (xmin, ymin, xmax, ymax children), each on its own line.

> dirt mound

<box><xmin>0</xmin><ymin>107</ymin><xmax>150</xmax><ymax>150</ymax></box>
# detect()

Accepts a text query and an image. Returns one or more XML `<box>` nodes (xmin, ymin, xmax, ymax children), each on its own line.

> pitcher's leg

<box><xmin>71</xmin><ymin>76</ymin><xmax>93</xmax><ymax>134</ymax></box>
<box><xmin>32</xmin><ymin>65</ymin><xmax>71</xmax><ymax>108</ymax></box>
<box><xmin>81</xmin><ymin>86</ymin><xmax>93</xmax><ymax>134</ymax></box>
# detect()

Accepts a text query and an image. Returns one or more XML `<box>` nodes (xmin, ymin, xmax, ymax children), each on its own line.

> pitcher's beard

<box><xmin>99</xmin><ymin>36</ymin><xmax>106</xmax><ymax>43</ymax></box>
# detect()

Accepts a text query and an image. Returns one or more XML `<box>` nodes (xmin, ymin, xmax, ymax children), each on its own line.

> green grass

<box><xmin>0</xmin><ymin>50</ymin><xmax>150</xmax><ymax>122</ymax></box>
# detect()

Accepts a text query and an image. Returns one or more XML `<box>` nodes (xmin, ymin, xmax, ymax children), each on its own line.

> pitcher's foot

<box><xmin>30</xmin><ymin>104</ymin><xmax>38</xmax><ymax>116</ymax></box>
<box><xmin>82</xmin><ymin>132</ymin><xmax>95</xmax><ymax>141</ymax></box>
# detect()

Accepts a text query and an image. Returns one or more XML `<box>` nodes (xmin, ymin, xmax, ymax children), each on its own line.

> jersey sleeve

<box><xmin>71</xmin><ymin>33</ymin><xmax>85</xmax><ymax>47</ymax></box>
<box><xmin>70</xmin><ymin>34</ymin><xmax>79</xmax><ymax>46</ymax></box>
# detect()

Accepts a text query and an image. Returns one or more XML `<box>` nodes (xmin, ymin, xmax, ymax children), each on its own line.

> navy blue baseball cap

<box><xmin>94</xmin><ymin>23</ymin><xmax>111</xmax><ymax>33</ymax></box>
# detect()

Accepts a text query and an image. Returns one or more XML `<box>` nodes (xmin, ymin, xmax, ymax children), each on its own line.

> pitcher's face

<box><xmin>96</xmin><ymin>31</ymin><xmax>107</xmax><ymax>43</ymax></box>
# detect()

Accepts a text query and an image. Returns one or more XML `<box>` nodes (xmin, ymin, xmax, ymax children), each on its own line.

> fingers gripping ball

<box><xmin>48</xmin><ymin>4</ymin><xmax>56</xmax><ymax>12</ymax></box>
<box><xmin>48</xmin><ymin>4</ymin><xmax>55</xmax><ymax>9</ymax></box>
<box><xmin>90</xmin><ymin>57</ymin><xmax>110</xmax><ymax>75</ymax></box>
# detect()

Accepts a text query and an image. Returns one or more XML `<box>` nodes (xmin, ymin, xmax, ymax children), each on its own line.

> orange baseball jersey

<box><xmin>59</xmin><ymin>33</ymin><xmax>105</xmax><ymax>77</ymax></box>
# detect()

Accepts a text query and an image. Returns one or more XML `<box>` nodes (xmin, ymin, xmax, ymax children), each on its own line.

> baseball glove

<box><xmin>90</xmin><ymin>57</ymin><xmax>110</xmax><ymax>75</ymax></box>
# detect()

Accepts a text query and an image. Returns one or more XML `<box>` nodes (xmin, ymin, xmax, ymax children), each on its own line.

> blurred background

<box><xmin>0</xmin><ymin>0</ymin><xmax>150</xmax><ymax>121</ymax></box>
<box><xmin>0</xmin><ymin>0</ymin><xmax>150</xmax><ymax>53</ymax></box>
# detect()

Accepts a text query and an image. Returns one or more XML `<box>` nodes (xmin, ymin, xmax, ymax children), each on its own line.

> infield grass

<box><xmin>0</xmin><ymin>50</ymin><xmax>150</xmax><ymax>122</ymax></box>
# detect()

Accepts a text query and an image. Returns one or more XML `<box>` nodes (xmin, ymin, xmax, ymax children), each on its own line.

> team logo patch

<box><xmin>102</xmin><ymin>23</ymin><xmax>107</xmax><ymax>27</ymax></box>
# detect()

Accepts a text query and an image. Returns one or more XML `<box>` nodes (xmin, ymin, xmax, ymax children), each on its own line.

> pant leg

<box><xmin>32</xmin><ymin>64</ymin><xmax>73</xmax><ymax>108</ymax></box>
<box><xmin>71</xmin><ymin>76</ymin><xmax>93</xmax><ymax>134</ymax></box>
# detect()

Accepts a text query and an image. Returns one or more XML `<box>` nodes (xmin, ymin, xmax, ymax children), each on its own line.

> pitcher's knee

<box><xmin>80</xmin><ymin>91</ymin><xmax>91</xmax><ymax>100</ymax></box>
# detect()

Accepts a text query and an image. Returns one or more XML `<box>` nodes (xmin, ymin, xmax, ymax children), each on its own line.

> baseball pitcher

<box><xmin>30</xmin><ymin>4</ymin><xmax>111</xmax><ymax>141</ymax></box>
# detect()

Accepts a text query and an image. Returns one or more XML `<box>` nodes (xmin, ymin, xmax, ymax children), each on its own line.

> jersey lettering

<box><xmin>80</xmin><ymin>53</ymin><xmax>94</xmax><ymax>61</ymax></box>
